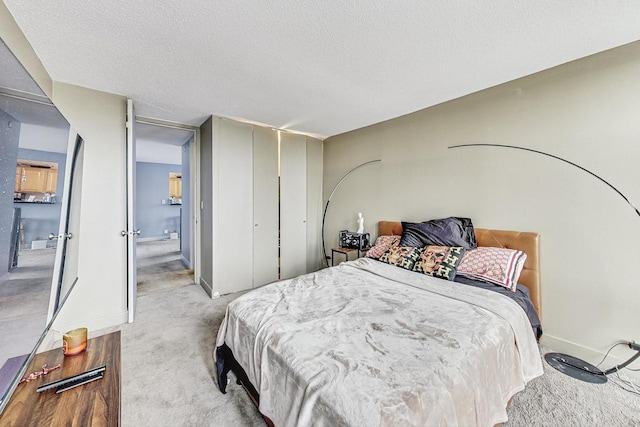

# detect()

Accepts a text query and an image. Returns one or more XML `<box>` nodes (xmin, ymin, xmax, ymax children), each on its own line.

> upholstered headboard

<box><xmin>378</xmin><ymin>221</ymin><xmax>542</xmax><ymax>319</ymax></box>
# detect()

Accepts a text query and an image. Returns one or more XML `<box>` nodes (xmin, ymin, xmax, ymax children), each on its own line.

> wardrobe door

<box><xmin>252</xmin><ymin>127</ymin><xmax>279</xmax><ymax>287</ymax></box>
<box><xmin>280</xmin><ymin>133</ymin><xmax>307</xmax><ymax>280</ymax></box>
<box><xmin>215</xmin><ymin>119</ymin><xmax>254</xmax><ymax>293</ymax></box>
<box><xmin>306</xmin><ymin>137</ymin><xmax>323</xmax><ymax>273</ymax></box>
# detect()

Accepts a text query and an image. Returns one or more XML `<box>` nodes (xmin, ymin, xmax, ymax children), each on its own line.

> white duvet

<box><xmin>216</xmin><ymin>258</ymin><xmax>543</xmax><ymax>426</ymax></box>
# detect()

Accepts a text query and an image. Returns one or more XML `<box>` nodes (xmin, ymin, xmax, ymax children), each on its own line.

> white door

<box><xmin>47</xmin><ymin>131</ymin><xmax>84</xmax><ymax>320</ymax></box>
<box><xmin>305</xmin><ymin>137</ymin><xmax>323</xmax><ymax>273</ymax></box>
<box><xmin>252</xmin><ymin>127</ymin><xmax>279</xmax><ymax>287</ymax></box>
<box><xmin>280</xmin><ymin>133</ymin><xmax>307</xmax><ymax>280</ymax></box>
<box><xmin>125</xmin><ymin>99</ymin><xmax>138</xmax><ymax>323</ymax></box>
<box><xmin>215</xmin><ymin>119</ymin><xmax>254</xmax><ymax>294</ymax></box>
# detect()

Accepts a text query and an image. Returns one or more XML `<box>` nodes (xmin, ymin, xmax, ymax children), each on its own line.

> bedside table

<box><xmin>331</xmin><ymin>247</ymin><xmax>369</xmax><ymax>266</ymax></box>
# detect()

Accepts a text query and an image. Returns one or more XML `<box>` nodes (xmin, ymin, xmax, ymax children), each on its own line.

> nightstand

<box><xmin>331</xmin><ymin>247</ymin><xmax>369</xmax><ymax>266</ymax></box>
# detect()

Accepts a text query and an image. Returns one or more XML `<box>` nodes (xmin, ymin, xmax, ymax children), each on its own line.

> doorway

<box><xmin>133</xmin><ymin>120</ymin><xmax>197</xmax><ymax>297</ymax></box>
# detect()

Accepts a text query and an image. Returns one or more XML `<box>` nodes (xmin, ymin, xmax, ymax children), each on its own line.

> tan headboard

<box><xmin>378</xmin><ymin>221</ymin><xmax>541</xmax><ymax>319</ymax></box>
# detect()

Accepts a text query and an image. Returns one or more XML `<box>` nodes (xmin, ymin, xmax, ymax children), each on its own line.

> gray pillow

<box><xmin>400</xmin><ymin>217</ymin><xmax>477</xmax><ymax>249</ymax></box>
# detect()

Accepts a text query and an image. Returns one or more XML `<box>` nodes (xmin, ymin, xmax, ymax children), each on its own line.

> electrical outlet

<box><xmin>163</xmin><ymin>229</ymin><xmax>169</xmax><ymax>234</ymax></box>
<box><xmin>161</xmin><ymin>199</ymin><xmax>166</xmax><ymax>204</ymax></box>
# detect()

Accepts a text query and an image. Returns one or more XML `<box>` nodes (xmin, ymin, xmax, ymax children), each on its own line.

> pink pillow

<box><xmin>457</xmin><ymin>247</ymin><xmax>527</xmax><ymax>291</ymax></box>
<box><xmin>365</xmin><ymin>235</ymin><xmax>401</xmax><ymax>259</ymax></box>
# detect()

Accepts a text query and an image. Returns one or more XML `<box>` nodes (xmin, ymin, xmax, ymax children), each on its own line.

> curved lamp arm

<box><xmin>321</xmin><ymin>159</ymin><xmax>382</xmax><ymax>267</ymax></box>
<box><xmin>449</xmin><ymin>143</ymin><xmax>640</xmax><ymax>218</ymax></box>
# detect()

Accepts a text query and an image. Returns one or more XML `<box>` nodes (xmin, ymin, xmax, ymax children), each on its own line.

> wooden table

<box><xmin>0</xmin><ymin>331</ymin><xmax>121</xmax><ymax>426</ymax></box>
<box><xmin>331</xmin><ymin>247</ymin><xmax>365</xmax><ymax>266</ymax></box>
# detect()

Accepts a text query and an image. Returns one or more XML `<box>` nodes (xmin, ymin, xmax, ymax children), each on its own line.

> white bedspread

<box><xmin>216</xmin><ymin>258</ymin><xmax>543</xmax><ymax>426</ymax></box>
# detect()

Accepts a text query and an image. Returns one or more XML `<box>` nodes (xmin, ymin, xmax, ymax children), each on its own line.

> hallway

<box><xmin>136</xmin><ymin>239</ymin><xmax>194</xmax><ymax>296</ymax></box>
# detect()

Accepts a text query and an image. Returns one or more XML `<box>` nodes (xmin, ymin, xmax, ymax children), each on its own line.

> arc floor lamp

<box><xmin>449</xmin><ymin>143</ymin><xmax>640</xmax><ymax>383</ymax></box>
<box><xmin>321</xmin><ymin>159</ymin><xmax>382</xmax><ymax>267</ymax></box>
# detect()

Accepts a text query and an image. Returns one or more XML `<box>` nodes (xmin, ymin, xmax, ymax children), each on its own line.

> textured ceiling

<box><xmin>1</xmin><ymin>38</ymin><xmax>191</xmax><ymax>161</ymax></box>
<box><xmin>4</xmin><ymin>1</ymin><xmax>640</xmax><ymax>138</ymax></box>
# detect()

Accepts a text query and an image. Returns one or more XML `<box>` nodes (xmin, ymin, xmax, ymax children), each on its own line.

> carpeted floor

<box><xmin>136</xmin><ymin>239</ymin><xmax>194</xmax><ymax>296</ymax></box>
<box><xmin>0</xmin><ymin>248</ymin><xmax>55</xmax><ymax>364</ymax></box>
<box><xmin>119</xmin><ymin>284</ymin><xmax>640</xmax><ymax>427</ymax></box>
<box><xmin>0</xmin><ymin>239</ymin><xmax>192</xmax><ymax>365</ymax></box>
<box><xmin>120</xmin><ymin>285</ymin><xmax>264</xmax><ymax>426</ymax></box>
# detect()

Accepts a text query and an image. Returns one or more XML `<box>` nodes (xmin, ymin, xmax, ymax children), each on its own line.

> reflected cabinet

<box><xmin>14</xmin><ymin>160</ymin><xmax>58</xmax><ymax>200</ymax></box>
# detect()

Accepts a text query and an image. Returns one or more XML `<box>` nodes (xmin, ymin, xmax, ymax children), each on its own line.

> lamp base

<box><xmin>544</xmin><ymin>352</ymin><xmax>607</xmax><ymax>384</ymax></box>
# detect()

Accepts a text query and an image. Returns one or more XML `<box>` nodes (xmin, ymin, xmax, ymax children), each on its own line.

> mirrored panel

<box><xmin>0</xmin><ymin>37</ymin><xmax>80</xmax><ymax>414</ymax></box>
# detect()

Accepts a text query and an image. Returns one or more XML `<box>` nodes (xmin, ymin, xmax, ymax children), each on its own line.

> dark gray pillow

<box><xmin>400</xmin><ymin>217</ymin><xmax>477</xmax><ymax>249</ymax></box>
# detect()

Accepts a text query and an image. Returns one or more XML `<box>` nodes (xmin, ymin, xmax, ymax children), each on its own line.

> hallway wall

<box><xmin>136</xmin><ymin>161</ymin><xmax>181</xmax><ymax>241</ymax></box>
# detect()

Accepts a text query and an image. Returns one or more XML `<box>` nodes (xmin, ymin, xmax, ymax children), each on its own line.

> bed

<box><xmin>215</xmin><ymin>220</ymin><xmax>544</xmax><ymax>426</ymax></box>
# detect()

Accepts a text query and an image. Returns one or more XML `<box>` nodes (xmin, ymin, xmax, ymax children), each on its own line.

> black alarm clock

<box><xmin>339</xmin><ymin>230</ymin><xmax>370</xmax><ymax>250</ymax></box>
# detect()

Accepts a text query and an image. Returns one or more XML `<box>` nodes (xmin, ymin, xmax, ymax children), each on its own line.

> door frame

<box><xmin>125</xmin><ymin>100</ymin><xmax>137</xmax><ymax>323</ymax></box>
<box><xmin>133</xmin><ymin>115</ymin><xmax>201</xmax><ymax>290</ymax></box>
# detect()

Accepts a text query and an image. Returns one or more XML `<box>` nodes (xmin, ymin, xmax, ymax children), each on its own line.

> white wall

<box><xmin>136</xmin><ymin>139</ymin><xmax>181</xmax><ymax>164</ymax></box>
<box><xmin>323</xmin><ymin>41</ymin><xmax>640</xmax><ymax>372</ymax></box>
<box><xmin>18</xmin><ymin>123</ymin><xmax>69</xmax><ymax>153</ymax></box>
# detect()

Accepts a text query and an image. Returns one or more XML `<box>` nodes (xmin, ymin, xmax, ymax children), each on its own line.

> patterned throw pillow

<box><xmin>457</xmin><ymin>247</ymin><xmax>527</xmax><ymax>291</ymax></box>
<box><xmin>366</xmin><ymin>235</ymin><xmax>401</xmax><ymax>259</ymax></box>
<box><xmin>412</xmin><ymin>245</ymin><xmax>465</xmax><ymax>281</ymax></box>
<box><xmin>378</xmin><ymin>245</ymin><xmax>421</xmax><ymax>270</ymax></box>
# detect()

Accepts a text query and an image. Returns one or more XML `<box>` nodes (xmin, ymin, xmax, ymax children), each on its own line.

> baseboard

<box><xmin>542</xmin><ymin>334</ymin><xmax>640</xmax><ymax>381</ymax></box>
<box><xmin>180</xmin><ymin>254</ymin><xmax>192</xmax><ymax>269</ymax></box>
<box><xmin>43</xmin><ymin>311</ymin><xmax>128</xmax><ymax>352</ymax></box>
<box><xmin>137</xmin><ymin>236</ymin><xmax>167</xmax><ymax>243</ymax></box>
<box><xmin>199</xmin><ymin>277</ymin><xmax>217</xmax><ymax>298</ymax></box>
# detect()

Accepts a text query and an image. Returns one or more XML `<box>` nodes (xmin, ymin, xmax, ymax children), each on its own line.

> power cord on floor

<box><xmin>595</xmin><ymin>342</ymin><xmax>640</xmax><ymax>396</ymax></box>
<box><xmin>609</xmin><ymin>369</ymin><xmax>640</xmax><ymax>396</ymax></box>
<box><xmin>595</xmin><ymin>342</ymin><xmax>627</xmax><ymax>368</ymax></box>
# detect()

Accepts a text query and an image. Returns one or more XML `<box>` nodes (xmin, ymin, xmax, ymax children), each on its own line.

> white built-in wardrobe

<box><xmin>199</xmin><ymin>116</ymin><xmax>323</xmax><ymax>296</ymax></box>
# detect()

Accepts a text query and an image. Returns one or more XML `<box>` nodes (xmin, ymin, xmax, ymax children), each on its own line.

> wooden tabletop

<box><xmin>332</xmin><ymin>247</ymin><xmax>359</xmax><ymax>254</ymax></box>
<box><xmin>0</xmin><ymin>331</ymin><xmax>121</xmax><ymax>427</ymax></box>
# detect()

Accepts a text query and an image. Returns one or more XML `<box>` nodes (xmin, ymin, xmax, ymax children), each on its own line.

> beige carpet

<box><xmin>0</xmin><ymin>248</ymin><xmax>55</xmax><ymax>364</ymax></box>
<box><xmin>120</xmin><ymin>285</ymin><xmax>263</xmax><ymax>426</ymax></box>
<box><xmin>136</xmin><ymin>239</ymin><xmax>194</xmax><ymax>296</ymax></box>
<box><xmin>119</xmin><ymin>284</ymin><xmax>640</xmax><ymax>427</ymax></box>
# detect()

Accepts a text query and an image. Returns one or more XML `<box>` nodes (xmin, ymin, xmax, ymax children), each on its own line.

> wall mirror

<box><xmin>0</xmin><ymin>37</ymin><xmax>82</xmax><ymax>414</ymax></box>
